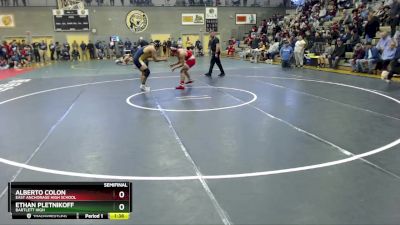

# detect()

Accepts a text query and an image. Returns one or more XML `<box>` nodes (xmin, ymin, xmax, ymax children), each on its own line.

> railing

<box><xmin>0</xmin><ymin>0</ymin><xmax>287</xmax><ymax>7</ymax></box>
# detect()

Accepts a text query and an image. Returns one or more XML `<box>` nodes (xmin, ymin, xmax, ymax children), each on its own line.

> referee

<box><xmin>205</xmin><ymin>32</ymin><xmax>225</xmax><ymax>77</ymax></box>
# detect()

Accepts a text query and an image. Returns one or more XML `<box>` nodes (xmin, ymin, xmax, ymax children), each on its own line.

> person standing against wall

<box><xmin>204</xmin><ymin>31</ymin><xmax>225</xmax><ymax>77</ymax></box>
<box><xmin>39</xmin><ymin>40</ymin><xmax>47</xmax><ymax>63</ymax></box>
<box><xmin>55</xmin><ymin>42</ymin><xmax>61</xmax><ymax>60</ymax></box>
<box><xmin>110</xmin><ymin>0</ymin><xmax>114</xmax><ymax>5</ymax></box>
<box><xmin>294</xmin><ymin>35</ymin><xmax>306</xmax><ymax>68</ymax></box>
<box><xmin>12</xmin><ymin>0</ymin><xmax>18</xmax><ymax>6</ymax></box>
<box><xmin>49</xmin><ymin>40</ymin><xmax>55</xmax><ymax>61</ymax></box>
<box><xmin>162</xmin><ymin>40</ymin><xmax>167</xmax><ymax>56</ymax></box>
<box><xmin>120</xmin><ymin>0</ymin><xmax>124</xmax><ymax>5</ymax></box>
<box><xmin>72</xmin><ymin>40</ymin><xmax>78</xmax><ymax>51</ymax></box>
<box><xmin>166</xmin><ymin>38</ymin><xmax>172</xmax><ymax>57</ymax></box>
<box><xmin>87</xmin><ymin>40</ymin><xmax>95</xmax><ymax>59</ymax></box>
<box><xmin>32</xmin><ymin>42</ymin><xmax>40</xmax><ymax>63</ymax></box>
<box><xmin>80</xmin><ymin>41</ymin><xmax>88</xmax><ymax>60</ymax></box>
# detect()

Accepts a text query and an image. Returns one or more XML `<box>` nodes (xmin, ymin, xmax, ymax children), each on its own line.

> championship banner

<box><xmin>0</xmin><ymin>15</ymin><xmax>15</xmax><ymax>28</ymax></box>
<box><xmin>235</xmin><ymin>14</ymin><xmax>257</xmax><ymax>25</ymax></box>
<box><xmin>57</xmin><ymin>0</ymin><xmax>85</xmax><ymax>10</ymax></box>
<box><xmin>181</xmin><ymin>13</ymin><xmax>204</xmax><ymax>25</ymax></box>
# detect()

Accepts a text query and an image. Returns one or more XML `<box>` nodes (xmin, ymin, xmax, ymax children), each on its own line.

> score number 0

<box><xmin>118</xmin><ymin>191</ymin><xmax>125</xmax><ymax>211</ymax></box>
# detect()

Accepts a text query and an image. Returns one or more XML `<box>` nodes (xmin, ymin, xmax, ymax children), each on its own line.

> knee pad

<box><xmin>143</xmin><ymin>68</ymin><xmax>150</xmax><ymax>77</ymax></box>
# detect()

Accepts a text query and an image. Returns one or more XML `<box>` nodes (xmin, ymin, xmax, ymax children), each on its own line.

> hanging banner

<box><xmin>182</xmin><ymin>13</ymin><xmax>204</xmax><ymax>25</ymax></box>
<box><xmin>235</xmin><ymin>14</ymin><xmax>257</xmax><ymax>25</ymax></box>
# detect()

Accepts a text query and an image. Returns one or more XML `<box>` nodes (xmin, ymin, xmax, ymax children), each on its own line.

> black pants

<box><xmin>208</xmin><ymin>53</ymin><xmax>225</xmax><ymax>75</ymax></box>
<box><xmin>390</xmin><ymin>17</ymin><xmax>399</xmax><ymax>37</ymax></box>
<box><xmin>281</xmin><ymin>60</ymin><xmax>291</xmax><ymax>68</ymax></box>
<box><xmin>89</xmin><ymin>49</ymin><xmax>95</xmax><ymax>59</ymax></box>
<box><xmin>50</xmin><ymin>50</ymin><xmax>55</xmax><ymax>60</ymax></box>
<box><xmin>56</xmin><ymin>50</ymin><xmax>61</xmax><ymax>60</ymax></box>
<box><xmin>120</xmin><ymin>0</ymin><xmax>124</xmax><ymax>5</ymax></box>
<box><xmin>328</xmin><ymin>56</ymin><xmax>342</xmax><ymax>69</ymax></box>
<box><xmin>110</xmin><ymin>0</ymin><xmax>114</xmax><ymax>5</ymax></box>
<box><xmin>388</xmin><ymin>60</ymin><xmax>400</xmax><ymax>80</ymax></box>
<box><xmin>34</xmin><ymin>51</ymin><xmax>40</xmax><ymax>62</ymax></box>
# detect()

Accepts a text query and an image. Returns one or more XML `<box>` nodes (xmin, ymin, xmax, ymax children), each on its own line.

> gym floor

<box><xmin>0</xmin><ymin>57</ymin><xmax>400</xmax><ymax>224</ymax></box>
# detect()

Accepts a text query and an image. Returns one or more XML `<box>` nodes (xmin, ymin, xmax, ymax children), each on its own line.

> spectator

<box><xmin>376</xmin><ymin>31</ymin><xmax>393</xmax><ymax>56</ymax></box>
<box><xmin>349</xmin><ymin>43</ymin><xmax>365</xmax><ymax>72</ymax></box>
<box><xmin>32</xmin><ymin>42</ymin><xmax>40</xmax><ymax>62</ymax></box>
<box><xmin>0</xmin><ymin>56</ymin><xmax>9</xmax><ymax>70</ymax></box>
<box><xmin>265</xmin><ymin>40</ymin><xmax>280</xmax><ymax>62</ymax></box>
<box><xmin>364</xmin><ymin>12</ymin><xmax>380</xmax><ymax>42</ymax></box>
<box><xmin>382</xmin><ymin>40</ymin><xmax>400</xmax><ymax>81</ymax></box>
<box><xmin>110</xmin><ymin>0</ymin><xmax>114</xmax><ymax>5</ymax></box>
<box><xmin>357</xmin><ymin>42</ymin><xmax>380</xmax><ymax>73</ymax></box>
<box><xmin>87</xmin><ymin>40</ymin><xmax>95</xmax><ymax>59</ymax></box>
<box><xmin>349</xmin><ymin>29</ymin><xmax>361</xmax><ymax>50</ymax></box>
<box><xmin>71</xmin><ymin>48</ymin><xmax>80</xmax><ymax>61</ymax></box>
<box><xmin>121</xmin><ymin>0</ymin><xmax>124</xmax><ymax>5</ymax></box>
<box><xmin>177</xmin><ymin>37</ymin><xmax>183</xmax><ymax>48</ymax></box>
<box><xmin>389</xmin><ymin>0</ymin><xmax>400</xmax><ymax>37</ymax></box>
<box><xmin>64</xmin><ymin>42</ymin><xmax>70</xmax><ymax>52</ymax></box>
<box><xmin>328</xmin><ymin>39</ymin><xmax>346</xmax><ymax>68</ymax></box>
<box><xmin>55</xmin><ymin>42</ymin><xmax>61</xmax><ymax>60</ymax></box>
<box><xmin>162</xmin><ymin>40</ymin><xmax>167</xmax><ymax>56</ymax></box>
<box><xmin>318</xmin><ymin>42</ymin><xmax>334</xmax><ymax>68</ymax></box>
<box><xmin>250</xmin><ymin>35</ymin><xmax>261</xmax><ymax>63</ymax></box>
<box><xmin>72</xmin><ymin>40</ymin><xmax>79</xmax><ymax>50</ymax></box>
<box><xmin>124</xmin><ymin>39</ymin><xmax>132</xmax><ymax>50</ymax></box>
<box><xmin>39</xmin><ymin>40</ymin><xmax>47</xmax><ymax>63</ymax></box>
<box><xmin>379</xmin><ymin>39</ymin><xmax>397</xmax><ymax>70</ymax></box>
<box><xmin>166</xmin><ymin>38</ymin><xmax>172</xmax><ymax>57</ymax></box>
<box><xmin>280</xmin><ymin>40</ymin><xmax>293</xmax><ymax>68</ymax></box>
<box><xmin>80</xmin><ymin>41</ymin><xmax>88</xmax><ymax>60</ymax></box>
<box><xmin>294</xmin><ymin>35</ymin><xmax>306</xmax><ymax>68</ymax></box>
<box><xmin>85</xmin><ymin>0</ymin><xmax>92</xmax><ymax>6</ymax></box>
<box><xmin>49</xmin><ymin>40</ymin><xmax>55</xmax><ymax>61</ymax></box>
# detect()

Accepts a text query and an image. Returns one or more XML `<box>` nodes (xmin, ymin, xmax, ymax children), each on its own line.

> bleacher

<box><xmin>225</xmin><ymin>0</ymin><xmax>399</xmax><ymax>81</ymax></box>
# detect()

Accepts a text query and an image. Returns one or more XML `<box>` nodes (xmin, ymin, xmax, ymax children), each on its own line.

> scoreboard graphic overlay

<box><xmin>8</xmin><ymin>182</ymin><xmax>132</xmax><ymax>220</ymax></box>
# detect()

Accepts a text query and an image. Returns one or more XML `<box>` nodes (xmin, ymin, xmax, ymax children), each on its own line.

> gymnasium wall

<box><xmin>0</xmin><ymin>7</ymin><xmax>284</xmax><ymax>46</ymax></box>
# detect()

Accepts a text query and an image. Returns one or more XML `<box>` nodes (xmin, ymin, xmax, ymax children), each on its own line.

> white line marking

<box><xmin>0</xmin><ymin>90</ymin><xmax>82</xmax><ymax>199</ymax></box>
<box><xmin>177</xmin><ymin>97</ymin><xmax>212</xmax><ymax>101</ymax></box>
<box><xmin>0</xmin><ymin>76</ymin><xmax>398</xmax><ymax>180</ymax></box>
<box><xmin>70</xmin><ymin>65</ymin><xmax>98</xmax><ymax>71</ymax></box>
<box><xmin>176</xmin><ymin>95</ymin><xmax>210</xmax><ymax>99</ymax></box>
<box><xmin>209</xmin><ymin>81</ymin><xmax>400</xmax><ymax>179</ymax></box>
<box><xmin>252</xmin><ymin>77</ymin><xmax>400</xmax><ymax>121</ymax></box>
<box><xmin>126</xmin><ymin>87</ymin><xmax>257</xmax><ymax>112</ymax></box>
<box><xmin>154</xmin><ymin>101</ymin><xmax>232</xmax><ymax>225</ymax></box>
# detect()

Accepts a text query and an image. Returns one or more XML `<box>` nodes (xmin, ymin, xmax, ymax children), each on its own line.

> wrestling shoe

<box><xmin>140</xmin><ymin>84</ymin><xmax>150</xmax><ymax>92</ymax></box>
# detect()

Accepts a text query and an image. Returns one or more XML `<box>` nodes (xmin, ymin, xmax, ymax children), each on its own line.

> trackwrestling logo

<box><xmin>126</xmin><ymin>10</ymin><xmax>148</xmax><ymax>33</ymax></box>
